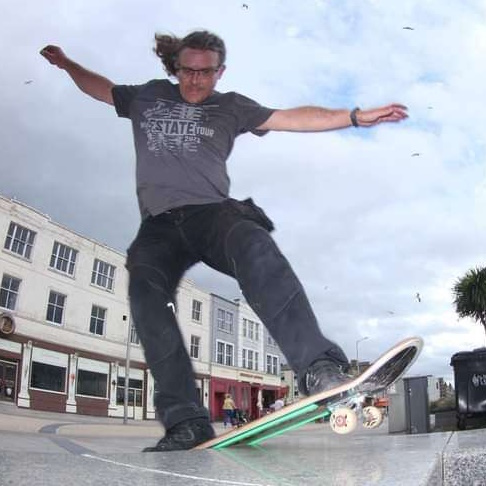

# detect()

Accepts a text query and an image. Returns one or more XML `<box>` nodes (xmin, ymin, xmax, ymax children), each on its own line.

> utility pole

<box><xmin>123</xmin><ymin>314</ymin><xmax>131</xmax><ymax>425</ymax></box>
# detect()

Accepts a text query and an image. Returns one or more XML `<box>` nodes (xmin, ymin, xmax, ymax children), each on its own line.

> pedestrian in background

<box><xmin>222</xmin><ymin>393</ymin><xmax>236</xmax><ymax>428</ymax></box>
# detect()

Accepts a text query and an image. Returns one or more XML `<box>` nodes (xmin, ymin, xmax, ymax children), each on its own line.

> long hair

<box><xmin>154</xmin><ymin>30</ymin><xmax>226</xmax><ymax>76</ymax></box>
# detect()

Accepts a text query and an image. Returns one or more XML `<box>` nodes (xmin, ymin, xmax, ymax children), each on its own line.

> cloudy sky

<box><xmin>2</xmin><ymin>0</ymin><xmax>485</xmax><ymax>382</ymax></box>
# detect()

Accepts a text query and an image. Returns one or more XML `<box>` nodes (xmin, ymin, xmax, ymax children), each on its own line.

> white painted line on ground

<box><xmin>82</xmin><ymin>454</ymin><xmax>274</xmax><ymax>486</ymax></box>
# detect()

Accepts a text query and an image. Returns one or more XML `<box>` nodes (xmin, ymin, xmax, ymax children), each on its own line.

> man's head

<box><xmin>154</xmin><ymin>30</ymin><xmax>226</xmax><ymax>104</ymax></box>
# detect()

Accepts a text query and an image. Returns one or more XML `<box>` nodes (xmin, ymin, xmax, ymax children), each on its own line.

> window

<box><xmin>30</xmin><ymin>362</ymin><xmax>66</xmax><ymax>392</ymax></box>
<box><xmin>76</xmin><ymin>369</ymin><xmax>108</xmax><ymax>398</ymax></box>
<box><xmin>46</xmin><ymin>291</ymin><xmax>66</xmax><ymax>325</ymax></box>
<box><xmin>243</xmin><ymin>319</ymin><xmax>260</xmax><ymax>341</ymax></box>
<box><xmin>91</xmin><ymin>259</ymin><xmax>116</xmax><ymax>291</ymax></box>
<box><xmin>225</xmin><ymin>344</ymin><xmax>234</xmax><ymax>366</ymax></box>
<box><xmin>247</xmin><ymin>350</ymin><xmax>254</xmax><ymax>369</ymax></box>
<box><xmin>0</xmin><ymin>274</ymin><xmax>21</xmax><ymax>310</ymax></box>
<box><xmin>50</xmin><ymin>241</ymin><xmax>78</xmax><ymax>276</ymax></box>
<box><xmin>248</xmin><ymin>321</ymin><xmax>254</xmax><ymax>340</ymax></box>
<box><xmin>266</xmin><ymin>354</ymin><xmax>279</xmax><ymax>375</ymax></box>
<box><xmin>4</xmin><ymin>222</ymin><xmax>36</xmax><ymax>259</ymax></box>
<box><xmin>89</xmin><ymin>305</ymin><xmax>106</xmax><ymax>336</ymax></box>
<box><xmin>267</xmin><ymin>334</ymin><xmax>277</xmax><ymax>347</ymax></box>
<box><xmin>76</xmin><ymin>370</ymin><xmax>108</xmax><ymax>398</ymax></box>
<box><xmin>242</xmin><ymin>349</ymin><xmax>260</xmax><ymax>371</ymax></box>
<box><xmin>216</xmin><ymin>341</ymin><xmax>234</xmax><ymax>366</ymax></box>
<box><xmin>192</xmin><ymin>299</ymin><xmax>202</xmax><ymax>322</ymax></box>
<box><xmin>242</xmin><ymin>349</ymin><xmax>253</xmax><ymax>370</ymax></box>
<box><xmin>190</xmin><ymin>335</ymin><xmax>200</xmax><ymax>359</ymax></box>
<box><xmin>216</xmin><ymin>341</ymin><xmax>224</xmax><ymax>364</ymax></box>
<box><xmin>116</xmin><ymin>377</ymin><xmax>143</xmax><ymax>406</ymax></box>
<box><xmin>217</xmin><ymin>308</ymin><xmax>233</xmax><ymax>333</ymax></box>
<box><xmin>130</xmin><ymin>325</ymin><xmax>140</xmax><ymax>345</ymax></box>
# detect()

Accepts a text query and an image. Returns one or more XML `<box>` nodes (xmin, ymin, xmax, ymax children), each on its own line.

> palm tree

<box><xmin>452</xmin><ymin>266</ymin><xmax>486</xmax><ymax>337</ymax></box>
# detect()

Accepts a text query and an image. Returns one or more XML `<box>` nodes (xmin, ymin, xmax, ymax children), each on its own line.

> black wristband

<box><xmin>350</xmin><ymin>107</ymin><xmax>360</xmax><ymax>127</ymax></box>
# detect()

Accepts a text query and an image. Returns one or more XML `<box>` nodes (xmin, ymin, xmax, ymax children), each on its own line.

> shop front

<box><xmin>209</xmin><ymin>369</ymin><xmax>286</xmax><ymax>422</ymax></box>
<box><xmin>0</xmin><ymin>334</ymin><xmax>151</xmax><ymax>420</ymax></box>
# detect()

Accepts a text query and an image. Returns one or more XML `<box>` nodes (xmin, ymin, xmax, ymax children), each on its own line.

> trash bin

<box><xmin>450</xmin><ymin>347</ymin><xmax>486</xmax><ymax>430</ymax></box>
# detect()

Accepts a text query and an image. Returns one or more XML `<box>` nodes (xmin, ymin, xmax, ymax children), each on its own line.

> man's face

<box><xmin>176</xmin><ymin>48</ymin><xmax>225</xmax><ymax>104</ymax></box>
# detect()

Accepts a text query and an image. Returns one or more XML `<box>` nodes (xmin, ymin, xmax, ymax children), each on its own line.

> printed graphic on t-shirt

<box><xmin>140</xmin><ymin>99</ymin><xmax>215</xmax><ymax>156</ymax></box>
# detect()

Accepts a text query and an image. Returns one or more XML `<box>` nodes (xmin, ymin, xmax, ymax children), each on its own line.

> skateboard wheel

<box><xmin>362</xmin><ymin>406</ymin><xmax>383</xmax><ymax>429</ymax></box>
<box><xmin>329</xmin><ymin>407</ymin><xmax>357</xmax><ymax>434</ymax></box>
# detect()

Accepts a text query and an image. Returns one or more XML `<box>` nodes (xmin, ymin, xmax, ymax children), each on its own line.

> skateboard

<box><xmin>197</xmin><ymin>336</ymin><xmax>423</xmax><ymax>449</ymax></box>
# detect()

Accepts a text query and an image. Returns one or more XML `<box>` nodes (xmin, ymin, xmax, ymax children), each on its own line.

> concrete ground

<box><xmin>0</xmin><ymin>401</ymin><xmax>485</xmax><ymax>486</ymax></box>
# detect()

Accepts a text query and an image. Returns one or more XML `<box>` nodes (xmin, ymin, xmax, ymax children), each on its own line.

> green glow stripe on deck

<box><xmin>212</xmin><ymin>403</ymin><xmax>319</xmax><ymax>450</ymax></box>
<box><xmin>247</xmin><ymin>409</ymin><xmax>332</xmax><ymax>446</ymax></box>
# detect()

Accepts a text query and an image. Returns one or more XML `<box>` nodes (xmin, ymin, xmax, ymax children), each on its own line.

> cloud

<box><xmin>1</xmin><ymin>0</ymin><xmax>485</xmax><ymax>382</ymax></box>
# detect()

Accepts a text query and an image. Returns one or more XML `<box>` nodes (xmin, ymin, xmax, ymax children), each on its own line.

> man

<box><xmin>40</xmin><ymin>30</ymin><xmax>407</xmax><ymax>451</ymax></box>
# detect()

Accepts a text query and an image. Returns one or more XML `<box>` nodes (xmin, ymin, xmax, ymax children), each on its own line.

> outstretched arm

<box><xmin>257</xmin><ymin>104</ymin><xmax>408</xmax><ymax>132</ymax></box>
<box><xmin>40</xmin><ymin>45</ymin><xmax>115</xmax><ymax>105</ymax></box>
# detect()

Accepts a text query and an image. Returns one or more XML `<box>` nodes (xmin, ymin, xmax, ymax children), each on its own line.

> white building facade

<box><xmin>0</xmin><ymin>195</ymin><xmax>285</xmax><ymax>420</ymax></box>
<box><xmin>0</xmin><ymin>195</ymin><xmax>149</xmax><ymax>418</ymax></box>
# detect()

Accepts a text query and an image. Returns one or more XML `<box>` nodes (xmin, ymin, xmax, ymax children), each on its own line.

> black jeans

<box><xmin>126</xmin><ymin>198</ymin><xmax>348</xmax><ymax>429</ymax></box>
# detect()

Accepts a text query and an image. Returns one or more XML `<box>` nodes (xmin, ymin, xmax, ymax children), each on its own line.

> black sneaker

<box><xmin>143</xmin><ymin>418</ymin><xmax>215</xmax><ymax>452</ymax></box>
<box><xmin>301</xmin><ymin>360</ymin><xmax>351</xmax><ymax>396</ymax></box>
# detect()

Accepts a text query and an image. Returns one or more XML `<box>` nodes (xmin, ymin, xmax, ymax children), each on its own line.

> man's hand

<box><xmin>39</xmin><ymin>45</ymin><xmax>114</xmax><ymax>105</ymax></box>
<box><xmin>40</xmin><ymin>45</ymin><xmax>69</xmax><ymax>69</ymax></box>
<box><xmin>355</xmin><ymin>104</ymin><xmax>408</xmax><ymax>127</ymax></box>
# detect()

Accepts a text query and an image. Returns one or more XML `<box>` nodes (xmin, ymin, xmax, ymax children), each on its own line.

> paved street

<box><xmin>0</xmin><ymin>401</ymin><xmax>485</xmax><ymax>485</ymax></box>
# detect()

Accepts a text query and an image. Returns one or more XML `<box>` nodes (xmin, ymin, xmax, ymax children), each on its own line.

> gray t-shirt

<box><xmin>112</xmin><ymin>79</ymin><xmax>275</xmax><ymax>218</ymax></box>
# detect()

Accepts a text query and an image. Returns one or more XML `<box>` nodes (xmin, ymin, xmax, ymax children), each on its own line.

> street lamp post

<box><xmin>123</xmin><ymin>314</ymin><xmax>131</xmax><ymax>425</ymax></box>
<box><xmin>355</xmin><ymin>336</ymin><xmax>369</xmax><ymax>375</ymax></box>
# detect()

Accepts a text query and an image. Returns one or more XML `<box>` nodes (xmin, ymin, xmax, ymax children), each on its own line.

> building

<box><xmin>281</xmin><ymin>364</ymin><xmax>300</xmax><ymax>404</ymax></box>
<box><xmin>0</xmin><ymin>195</ymin><xmax>286</xmax><ymax>420</ymax></box>
<box><xmin>426</xmin><ymin>376</ymin><xmax>455</xmax><ymax>403</ymax></box>
<box><xmin>349</xmin><ymin>359</ymin><xmax>371</xmax><ymax>376</ymax></box>
<box><xmin>0</xmin><ymin>195</ymin><xmax>147</xmax><ymax>418</ymax></box>
<box><xmin>427</xmin><ymin>376</ymin><xmax>440</xmax><ymax>402</ymax></box>
<box><xmin>172</xmin><ymin>278</ymin><xmax>212</xmax><ymax>413</ymax></box>
<box><xmin>208</xmin><ymin>295</ymin><xmax>285</xmax><ymax>421</ymax></box>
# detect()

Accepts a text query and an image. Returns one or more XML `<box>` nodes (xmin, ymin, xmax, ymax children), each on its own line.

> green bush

<box><xmin>430</xmin><ymin>397</ymin><xmax>455</xmax><ymax>412</ymax></box>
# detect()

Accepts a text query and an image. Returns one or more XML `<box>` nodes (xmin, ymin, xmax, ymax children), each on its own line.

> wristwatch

<box><xmin>350</xmin><ymin>107</ymin><xmax>360</xmax><ymax>127</ymax></box>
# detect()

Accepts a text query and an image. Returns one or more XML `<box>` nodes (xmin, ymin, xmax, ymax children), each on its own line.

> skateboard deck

<box><xmin>197</xmin><ymin>336</ymin><xmax>423</xmax><ymax>449</ymax></box>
